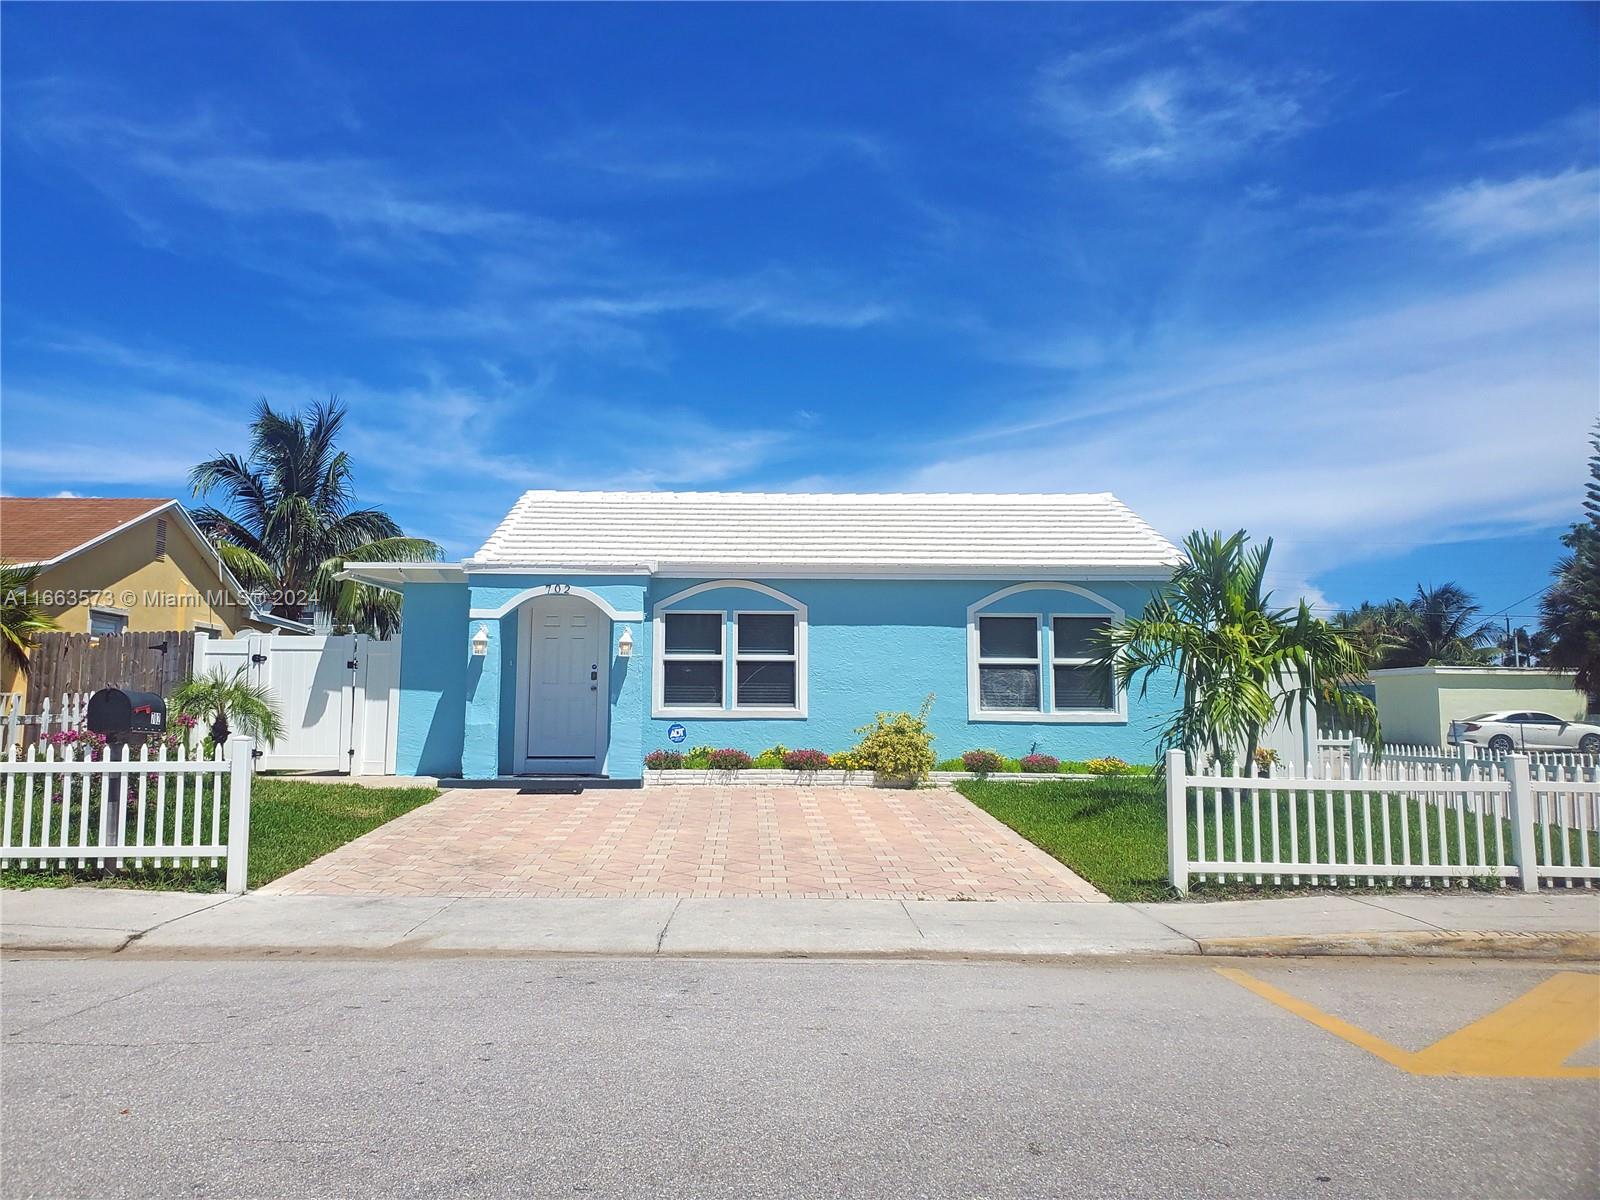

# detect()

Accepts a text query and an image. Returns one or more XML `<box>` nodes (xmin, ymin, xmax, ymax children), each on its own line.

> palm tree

<box><xmin>1396</xmin><ymin>583</ymin><xmax>1496</xmax><ymax>666</ymax></box>
<box><xmin>1541</xmin><ymin>422</ymin><xmax>1600</xmax><ymax>701</ymax></box>
<box><xmin>171</xmin><ymin>667</ymin><xmax>285</xmax><ymax>747</ymax></box>
<box><xmin>1333</xmin><ymin>599</ymin><xmax>1410</xmax><ymax>671</ymax></box>
<box><xmin>1496</xmin><ymin>625</ymin><xmax>1550</xmax><ymax>667</ymax></box>
<box><xmin>1100</xmin><ymin>530</ymin><xmax>1378</xmax><ymax>770</ymax></box>
<box><xmin>190</xmin><ymin>396</ymin><xmax>440</xmax><ymax>636</ymax></box>
<box><xmin>1</xmin><ymin>561</ymin><xmax>57</xmax><ymax>675</ymax></box>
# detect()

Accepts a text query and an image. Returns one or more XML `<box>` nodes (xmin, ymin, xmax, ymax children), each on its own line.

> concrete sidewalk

<box><xmin>3</xmin><ymin>887</ymin><xmax>1597</xmax><ymax>960</ymax></box>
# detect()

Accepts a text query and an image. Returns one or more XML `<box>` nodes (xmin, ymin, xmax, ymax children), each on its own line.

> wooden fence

<box><xmin>25</xmin><ymin>631</ymin><xmax>197</xmax><ymax>703</ymax></box>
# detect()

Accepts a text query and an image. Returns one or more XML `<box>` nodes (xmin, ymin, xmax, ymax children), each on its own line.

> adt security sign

<box><xmin>667</xmin><ymin>723</ymin><xmax>687</xmax><ymax>744</ymax></box>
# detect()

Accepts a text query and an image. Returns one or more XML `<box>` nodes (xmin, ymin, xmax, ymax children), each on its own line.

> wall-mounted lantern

<box><xmin>470</xmin><ymin>624</ymin><xmax>490</xmax><ymax>657</ymax></box>
<box><xmin>616</xmin><ymin>625</ymin><xmax>634</xmax><ymax>658</ymax></box>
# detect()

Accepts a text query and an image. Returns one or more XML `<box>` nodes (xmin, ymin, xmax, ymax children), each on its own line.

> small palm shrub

<box><xmin>1084</xmin><ymin>756</ymin><xmax>1131</xmax><ymax>776</ymax></box>
<box><xmin>644</xmin><ymin>749</ymin><xmax>684</xmax><ymax>770</ymax></box>
<box><xmin>849</xmin><ymin>696</ymin><xmax>936</xmax><ymax>786</ymax></box>
<box><xmin>782</xmin><ymin>748</ymin><xmax>830</xmax><ymax>771</ymax></box>
<box><xmin>961</xmin><ymin>749</ymin><xmax>1005</xmax><ymax>776</ymax></box>
<box><xmin>170</xmin><ymin>667</ymin><xmax>284</xmax><ymax>746</ymax></box>
<box><xmin>707</xmin><ymin>748</ymin><xmax>753</xmax><ymax>771</ymax></box>
<box><xmin>1019</xmin><ymin>753</ymin><xmax>1060</xmax><ymax>774</ymax></box>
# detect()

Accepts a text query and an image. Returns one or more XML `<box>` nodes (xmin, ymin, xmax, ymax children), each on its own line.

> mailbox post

<box><xmin>86</xmin><ymin>688</ymin><xmax>169</xmax><ymax>848</ymax></box>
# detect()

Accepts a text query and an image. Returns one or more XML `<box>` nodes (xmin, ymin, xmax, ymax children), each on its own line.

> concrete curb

<box><xmin>7</xmin><ymin>928</ymin><xmax>1597</xmax><ymax>962</ymax></box>
<box><xmin>1194</xmin><ymin>930</ymin><xmax>1600</xmax><ymax>960</ymax></box>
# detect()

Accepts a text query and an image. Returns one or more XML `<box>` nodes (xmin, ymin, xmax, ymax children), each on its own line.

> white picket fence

<box><xmin>1316</xmin><ymin>735</ymin><xmax>1596</xmax><ymax>777</ymax></box>
<box><xmin>0</xmin><ymin>692</ymin><xmax>95</xmax><ymax>754</ymax></box>
<box><xmin>0</xmin><ymin>735</ymin><xmax>255</xmax><ymax>892</ymax></box>
<box><xmin>1165</xmin><ymin>749</ymin><xmax>1598</xmax><ymax>895</ymax></box>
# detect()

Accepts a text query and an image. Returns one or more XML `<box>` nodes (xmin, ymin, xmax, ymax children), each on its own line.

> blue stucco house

<box><xmin>342</xmin><ymin>491</ymin><xmax>1184</xmax><ymax>782</ymax></box>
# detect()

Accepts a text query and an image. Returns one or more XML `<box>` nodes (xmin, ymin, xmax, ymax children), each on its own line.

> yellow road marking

<box><xmin>1216</xmin><ymin>967</ymin><xmax>1600</xmax><ymax>1078</ymax></box>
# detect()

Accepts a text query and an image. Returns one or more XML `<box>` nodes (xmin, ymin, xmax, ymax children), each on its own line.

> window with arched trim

<box><xmin>966</xmin><ymin>584</ymin><xmax>1126</xmax><ymax>724</ymax></box>
<box><xmin>652</xmin><ymin>581</ymin><xmax>808</xmax><ymax>719</ymax></box>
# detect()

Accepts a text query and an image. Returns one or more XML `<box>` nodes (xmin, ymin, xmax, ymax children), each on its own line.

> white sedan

<box><xmin>1449</xmin><ymin>711</ymin><xmax>1600</xmax><ymax>755</ymax></box>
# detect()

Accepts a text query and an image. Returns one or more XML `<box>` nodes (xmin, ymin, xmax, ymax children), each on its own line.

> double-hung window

<box><xmin>977</xmin><ymin>616</ymin><xmax>1042</xmax><ymax>711</ymax></box>
<box><xmin>661</xmin><ymin>612</ymin><xmax>723</xmax><ymax>708</ymax></box>
<box><xmin>1051</xmin><ymin>617</ymin><xmax>1112</xmax><ymax>710</ymax></box>
<box><xmin>735</xmin><ymin>613</ymin><xmax>797</xmax><ymax>708</ymax></box>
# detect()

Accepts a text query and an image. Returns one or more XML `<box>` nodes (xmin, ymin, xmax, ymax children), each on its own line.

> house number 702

<box><xmin>543</xmin><ymin>583</ymin><xmax>571</xmax><ymax>594</ymax></box>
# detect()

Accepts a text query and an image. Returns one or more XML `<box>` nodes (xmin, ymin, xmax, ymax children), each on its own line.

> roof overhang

<box><xmin>246</xmin><ymin>611</ymin><xmax>315</xmax><ymax>634</ymax></box>
<box><xmin>459</xmin><ymin>560</ymin><xmax>1179</xmax><ymax>580</ymax></box>
<box><xmin>1369</xmin><ymin>666</ymin><xmax>1578</xmax><ymax>679</ymax></box>
<box><xmin>335</xmin><ymin>562</ymin><xmax>469</xmax><ymax>591</ymax></box>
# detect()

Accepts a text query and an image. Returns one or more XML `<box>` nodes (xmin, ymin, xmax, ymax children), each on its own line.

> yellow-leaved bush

<box><xmin>848</xmin><ymin>695</ymin><xmax>936</xmax><ymax>786</ymax></box>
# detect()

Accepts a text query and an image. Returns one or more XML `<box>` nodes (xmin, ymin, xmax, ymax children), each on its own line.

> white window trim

<box><xmin>965</xmin><ymin>583</ymin><xmax>1127</xmax><ymax>724</ymax></box>
<box><xmin>1047</xmin><ymin>611</ymin><xmax>1123</xmax><ymax>720</ymax></box>
<box><xmin>656</xmin><ymin>609</ymin><xmax>726</xmax><ymax>713</ymax></box>
<box><xmin>651</xmin><ymin>580</ymin><xmax>808</xmax><ymax>719</ymax></box>
<box><xmin>732</xmin><ymin>610</ymin><xmax>804</xmax><ymax>716</ymax></box>
<box><xmin>974</xmin><ymin>614</ymin><xmax>1044</xmax><ymax>716</ymax></box>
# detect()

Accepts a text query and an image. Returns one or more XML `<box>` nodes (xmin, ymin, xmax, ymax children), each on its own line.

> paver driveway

<box><xmin>262</xmin><ymin>784</ymin><xmax>1104</xmax><ymax>901</ymax></box>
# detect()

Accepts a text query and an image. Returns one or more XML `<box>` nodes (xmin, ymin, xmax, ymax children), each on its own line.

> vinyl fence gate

<box><xmin>195</xmin><ymin>635</ymin><xmax>400</xmax><ymax>775</ymax></box>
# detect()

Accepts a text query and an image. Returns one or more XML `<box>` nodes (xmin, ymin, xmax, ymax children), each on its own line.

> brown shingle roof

<box><xmin>0</xmin><ymin>497</ymin><xmax>174</xmax><ymax>564</ymax></box>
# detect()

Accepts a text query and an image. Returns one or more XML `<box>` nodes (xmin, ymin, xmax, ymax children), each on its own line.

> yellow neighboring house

<box><xmin>1</xmin><ymin>496</ymin><xmax>301</xmax><ymax>697</ymax></box>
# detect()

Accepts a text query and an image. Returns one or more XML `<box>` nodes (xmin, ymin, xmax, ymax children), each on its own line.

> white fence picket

<box><xmin>1166</xmin><ymin>749</ymin><xmax>1598</xmax><ymax>894</ymax></box>
<box><xmin>0</xmin><ymin>736</ymin><xmax>255</xmax><ymax>892</ymax></box>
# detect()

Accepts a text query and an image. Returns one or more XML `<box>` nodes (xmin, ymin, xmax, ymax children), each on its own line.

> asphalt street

<box><xmin>2</xmin><ymin>956</ymin><xmax>1596</xmax><ymax>1199</ymax></box>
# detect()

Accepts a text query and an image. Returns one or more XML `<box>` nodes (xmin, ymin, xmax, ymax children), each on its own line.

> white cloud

<box><xmin>880</xmin><ymin>255</ymin><xmax>1598</xmax><ymax>604</ymax></box>
<box><xmin>1038</xmin><ymin>60</ymin><xmax>1317</xmax><ymax>173</ymax></box>
<box><xmin>0</xmin><ymin>337</ymin><xmax>801</xmax><ymax>555</ymax></box>
<box><xmin>1423</xmin><ymin>167</ymin><xmax>1600</xmax><ymax>250</ymax></box>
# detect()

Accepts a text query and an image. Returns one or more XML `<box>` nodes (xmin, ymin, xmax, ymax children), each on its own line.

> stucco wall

<box><xmin>394</xmin><ymin>573</ymin><xmax>1178</xmax><ymax>780</ymax></box>
<box><xmin>641</xmin><ymin>577</ymin><xmax>1173</xmax><ymax>766</ymax></box>
<box><xmin>395</xmin><ymin>581</ymin><xmax>469</xmax><ymax>777</ymax></box>
<box><xmin>4</xmin><ymin>513</ymin><xmax>261</xmax><ymax>700</ymax></box>
<box><xmin>33</xmin><ymin>516</ymin><xmax>256</xmax><ymax>636</ymax></box>
<box><xmin>1373</xmin><ymin>670</ymin><xmax>1585</xmax><ymax>746</ymax></box>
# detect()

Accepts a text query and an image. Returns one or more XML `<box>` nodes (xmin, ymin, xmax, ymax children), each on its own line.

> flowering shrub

<box><xmin>683</xmin><ymin>746</ymin><xmax>715</xmax><ymax>768</ymax></box>
<box><xmin>1084</xmin><ymin>756</ymin><xmax>1131</xmax><ymax>776</ymax></box>
<box><xmin>828</xmin><ymin>751</ymin><xmax>861</xmax><ymax>770</ymax></box>
<box><xmin>961</xmin><ymin>749</ymin><xmax>1005</xmax><ymax>776</ymax></box>
<box><xmin>38</xmin><ymin>727</ymin><xmax>109</xmax><ymax>758</ymax></box>
<box><xmin>752</xmin><ymin>745</ymin><xmax>786</xmax><ymax>768</ymax></box>
<box><xmin>1019</xmin><ymin>753</ymin><xmax>1060</xmax><ymax>774</ymax></box>
<box><xmin>782</xmin><ymin>748</ymin><xmax>830</xmax><ymax>771</ymax></box>
<box><xmin>707</xmin><ymin>748</ymin><xmax>753</xmax><ymax>771</ymax></box>
<box><xmin>645</xmin><ymin>749</ymin><xmax>684</xmax><ymax>770</ymax></box>
<box><xmin>849</xmin><ymin>696</ymin><xmax>936</xmax><ymax>786</ymax></box>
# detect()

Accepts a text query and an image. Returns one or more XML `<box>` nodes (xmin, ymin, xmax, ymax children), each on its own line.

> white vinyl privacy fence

<box><xmin>195</xmin><ymin>634</ymin><xmax>400</xmax><ymax>775</ymax></box>
<box><xmin>1165</xmin><ymin>749</ymin><xmax>1598</xmax><ymax>895</ymax></box>
<box><xmin>1</xmin><ymin>735</ymin><xmax>255</xmax><ymax>892</ymax></box>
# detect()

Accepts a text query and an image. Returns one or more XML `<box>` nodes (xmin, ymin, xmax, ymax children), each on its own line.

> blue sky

<box><xmin>3</xmin><ymin>3</ymin><xmax>1596</xmax><ymax>629</ymax></box>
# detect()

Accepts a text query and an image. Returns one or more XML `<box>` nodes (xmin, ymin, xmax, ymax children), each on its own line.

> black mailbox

<box><xmin>86</xmin><ymin>688</ymin><xmax>167</xmax><ymax>738</ymax></box>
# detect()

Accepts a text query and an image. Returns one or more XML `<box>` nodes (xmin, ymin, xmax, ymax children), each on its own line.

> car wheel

<box><xmin>1581</xmin><ymin>733</ymin><xmax>1600</xmax><ymax>755</ymax></box>
<box><xmin>1488</xmin><ymin>735</ymin><xmax>1515</xmax><ymax>754</ymax></box>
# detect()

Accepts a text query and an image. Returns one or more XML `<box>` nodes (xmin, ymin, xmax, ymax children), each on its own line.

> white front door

<box><xmin>522</xmin><ymin>596</ymin><xmax>607</xmax><ymax>770</ymax></box>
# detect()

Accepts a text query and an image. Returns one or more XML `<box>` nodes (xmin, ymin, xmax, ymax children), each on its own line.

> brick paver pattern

<box><xmin>262</xmin><ymin>785</ymin><xmax>1104</xmax><ymax>901</ymax></box>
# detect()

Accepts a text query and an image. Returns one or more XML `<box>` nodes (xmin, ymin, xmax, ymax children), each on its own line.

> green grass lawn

<box><xmin>1</xmin><ymin>777</ymin><xmax>438</xmax><ymax>892</ymax></box>
<box><xmin>958</xmin><ymin>777</ymin><xmax>1598</xmax><ymax>902</ymax></box>
<box><xmin>958</xmin><ymin>776</ymin><xmax>1172</xmax><ymax>901</ymax></box>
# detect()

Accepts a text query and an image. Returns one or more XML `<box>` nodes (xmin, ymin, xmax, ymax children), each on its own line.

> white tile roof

<box><xmin>468</xmin><ymin>491</ymin><xmax>1182</xmax><ymax>576</ymax></box>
